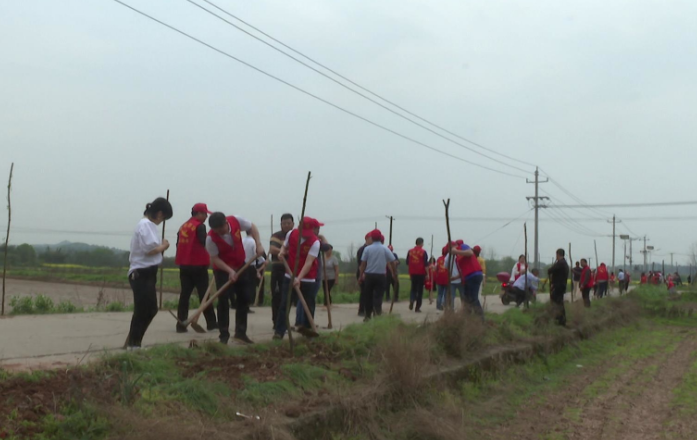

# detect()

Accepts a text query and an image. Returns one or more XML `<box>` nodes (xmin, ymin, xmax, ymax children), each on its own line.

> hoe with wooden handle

<box><xmin>171</xmin><ymin>256</ymin><xmax>257</xmax><ymax>331</ymax></box>
<box><xmin>167</xmin><ymin>279</ymin><xmax>214</xmax><ymax>334</ymax></box>
<box><xmin>281</xmin><ymin>258</ymin><xmax>319</xmax><ymax>338</ymax></box>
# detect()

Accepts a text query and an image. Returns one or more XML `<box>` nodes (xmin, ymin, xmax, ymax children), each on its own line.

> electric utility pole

<box><xmin>526</xmin><ymin>167</ymin><xmax>548</xmax><ymax>269</ymax></box>
<box><xmin>607</xmin><ymin>215</ymin><xmax>621</xmax><ymax>275</ymax></box>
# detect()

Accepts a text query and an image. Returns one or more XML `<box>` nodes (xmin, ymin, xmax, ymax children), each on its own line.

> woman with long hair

<box><xmin>126</xmin><ymin>197</ymin><xmax>173</xmax><ymax>350</ymax></box>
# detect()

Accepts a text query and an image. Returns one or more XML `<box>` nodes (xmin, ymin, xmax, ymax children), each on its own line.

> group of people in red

<box><xmin>126</xmin><ymin>196</ymin><xmax>335</xmax><ymax>350</ymax></box>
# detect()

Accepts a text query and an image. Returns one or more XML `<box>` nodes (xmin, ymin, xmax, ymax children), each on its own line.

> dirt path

<box><xmin>482</xmin><ymin>325</ymin><xmax>697</xmax><ymax>440</ymax></box>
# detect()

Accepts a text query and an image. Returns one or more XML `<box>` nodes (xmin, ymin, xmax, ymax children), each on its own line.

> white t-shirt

<box><xmin>129</xmin><ymin>218</ymin><xmax>162</xmax><ymax>274</ymax></box>
<box><xmin>284</xmin><ymin>230</ymin><xmax>320</xmax><ymax>282</ymax></box>
<box><xmin>243</xmin><ymin>236</ymin><xmax>266</xmax><ymax>266</ymax></box>
<box><xmin>443</xmin><ymin>255</ymin><xmax>462</xmax><ymax>284</ymax></box>
<box><xmin>510</xmin><ymin>263</ymin><xmax>527</xmax><ymax>282</ymax></box>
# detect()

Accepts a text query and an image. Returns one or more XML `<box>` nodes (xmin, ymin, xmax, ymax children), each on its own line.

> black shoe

<box><xmin>358</xmin><ymin>311</ymin><xmax>365</xmax><ymax>317</ymax></box>
<box><xmin>247</xmin><ymin>309</ymin><xmax>255</xmax><ymax>314</ymax></box>
<box><xmin>234</xmin><ymin>334</ymin><xmax>254</xmax><ymax>345</ymax></box>
<box><xmin>272</xmin><ymin>333</ymin><xmax>283</xmax><ymax>340</ymax></box>
<box><xmin>409</xmin><ymin>302</ymin><xmax>414</xmax><ymax>310</ymax></box>
<box><xmin>363</xmin><ymin>317</ymin><xmax>371</xmax><ymax>323</ymax></box>
<box><xmin>219</xmin><ymin>338</ymin><xmax>229</xmax><ymax>345</ymax></box>
<box><xmin>176</xmin><ymin>325</ymin><xmax>188</xmax><ymax>333</ymax></box>
<box><xmin>207</xmin><ymin>323</ymin><xmax>219</xmax><ymax>331</ymax></box>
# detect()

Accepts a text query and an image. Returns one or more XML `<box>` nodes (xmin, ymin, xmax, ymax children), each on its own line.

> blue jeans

<box><xmin>275</xmin><ymin>278</ymin><xmax>318</xmax><ymax>337</ymax></box>
<box><xmin>436</xmin><ymin>284</ymin><xmax>447</xmax><ymax>309</ymax></box>
<box><xmin>463</xmin><ymin>273</ymin><xmax>484</xmax><ymax>318</ymax></box>
<box><xmin>437</xmin><ymin>284</ymin><xmax>461</xmax><ymax>310</ymax></box>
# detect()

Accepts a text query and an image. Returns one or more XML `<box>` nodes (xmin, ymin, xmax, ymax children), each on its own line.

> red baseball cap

<box><xmin>473</xmin><ymin>245</ymin><xmax>481</xmax><ymax>253</ymax></box>
<box><xmin>455</xmin><ymin>239</ymin><xmax>464</xmax><ymax>246</ymax></box>
<box><xmin>192</xmin><ymin>203</ymin><xmax>212</xmax><ymax>214</ymax></box>
<box><xmin>370</xmin><ymin>229</ymin><xmax>382</xmax><ymax>241</ymax></box>
<box><xmin>302</xmin><ymin>217</ymin><xmax>324</xmax><ymax>229</ymax></box>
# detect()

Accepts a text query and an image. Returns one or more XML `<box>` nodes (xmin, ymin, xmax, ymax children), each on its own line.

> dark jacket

<box><xmin>548</xmin><ymin>258</ymin><xmax>570</xmax><ymax>294</ymax></box>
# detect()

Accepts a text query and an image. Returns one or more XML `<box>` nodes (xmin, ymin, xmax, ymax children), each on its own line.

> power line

<box><xmin>538</xmin><ymin>168</ymin><xmax>612</xmax><ymax>218</ymax></box>
<box><xmin>195</xmin><ymin>0</ymin><xmax>538</xmax><ymax>170</ymax></box>
<box><xmin>185</xmin><ymin>0</ymin><xmax>532</xmax><ymax>175</ymax></box>
<box><xmin>474</xmin><ymin>208</ymin><xmax>532</xmax><ymax>243</ymax></box>
<box><xmin>111</xmin><ymin>0</ymin><xmax>525</xmax><ymax>179</ymax></box>
<box><xmin>547</xmin><ymin>200</ymin><xmax>697</xmax><ymax>208</ymax></box>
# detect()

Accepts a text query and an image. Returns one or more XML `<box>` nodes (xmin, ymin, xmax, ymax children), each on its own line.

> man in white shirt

<box><xmin>243</xmin><ymin>232</ymin><xmax>267</xmax><ymax>312</ymax></box>
<box><xmin>511</xmin><ymin>268</ymin><xmax>540</xmax><ymax>306</ymax></box>
<box><xmin>617</xmin><ymin>270</ymin><xmax>626</xmax><ymax>294</ymax></box>
<box><xmin>443</xmin><ymin>253</ymin><xmax>466</xmax><ymax>310</ymax></box>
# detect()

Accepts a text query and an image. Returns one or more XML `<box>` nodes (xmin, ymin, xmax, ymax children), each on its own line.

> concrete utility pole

<box><xmin>526</xmin><ymin>167</ymin><xmax>549</xmax><ymax>269</ymax></box>
<box><xmin>607</xmin><ymin>215</ymin><xmax>621</xmax><ymax>275</ymax></box>
<box><xmin>643</xmin><ymin>235</ymin><xmax>647</xmax><ymax>272</ymax></box>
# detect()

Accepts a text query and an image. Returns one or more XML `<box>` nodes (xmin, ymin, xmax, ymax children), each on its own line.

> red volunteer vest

<box><xmin>286</xmin><ymin>229</ymin><xmax>319</xmax><ymax>279</ymax></box>
<box><xmin>425</xmin><ymin>266</ymin><xmax>435</xmax><ymax>290</ymax></box>
<box><xmin>435</xmin><ymin>256</ymin><xmax>449</xmax><ymax>285</ymax></box>
<box><xmin>514</xmin><ymin>262</ymin><xmax>525</xmax><ymax>281</ymax></box>
<box><xmin>596</xmin><ymin>266</ymin><xmax>609</xmax><ymax>281</ymax></box>
<box><xmin>456</xmin><ymin>252</ymin><xmax>483</xmax><ymax>280</ymax></box>
<box><xmin>175</xmin><ymin>218</ymin><xmax>210</xmax><ymax>266</ymax></box>
<box><xmin>208</xmin><ymin>216</ymin><xmax>245</xmax><ymax>270</ymax></box>
<box><xmin>408</xmin><ymin>247</ymin><xmax>426</xmax><ymax>275</ymax></box>
<box><xmin>580</xmin><ymin>266</ymin><xmax>592</xmax><ymax>289</ymax></box>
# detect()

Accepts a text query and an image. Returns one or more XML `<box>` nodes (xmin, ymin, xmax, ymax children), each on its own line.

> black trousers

<box><xmin>177</xmin><ymin>266</ymin><xmax>216</xmax><ymax>329</ymax></box>
<box><xmin>581</xmin><ymin>287</ymin><xmax>591</xmax><ymax>308</ymax></box>
<box><xmin>270</xmin><ymin>266</ymin><xmax>285</xmax><ymax>327</ymax></box>
<box><xmin>358</xmin><ymin>278</ymin><xmax>365</xmax><ymax>314</ymax></box>
<box><xmin>385</xmin><ymin>272</ymin><xmax>398</xmax><ymax>301</ymax></box>
<box><xmin>550</xmin><ymin>288</ymin><xmax>567</xmax><ymax>326</ymax></box>
<box><xmin>322</xmin><ymin>279</ymin><xmax>335</xmax><ymax>306</ymax></box>
<box><xmin>410</xmin><ymin>274</ymin><xmax>426</xmax><ymax>310</ymax></box>
<box><xmin>214</xmin><ymin>269</ymin><xmax>250</xmax><ymax>342</ymax></box>
<box><xmin>363</xmin><ymin>273</ymin><xmax>386</xmax><ymax>318</ymax></box>
<box><xmin>128</xmin><ymin>265</ymin><xmax>159</xmax><ymax>347</ymax></box>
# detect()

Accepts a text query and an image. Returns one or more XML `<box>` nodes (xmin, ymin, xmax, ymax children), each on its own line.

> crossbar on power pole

<box><xmin>526</xmin><ymin>167</ymin><xmax>548</xmax><ymax>270</ymax></box>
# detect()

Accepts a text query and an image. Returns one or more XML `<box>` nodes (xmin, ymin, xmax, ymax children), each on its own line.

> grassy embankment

<box><xmin>1</xmin><ymin>284</ymin><xmax>694</xmax><ymax>439</ymax></box>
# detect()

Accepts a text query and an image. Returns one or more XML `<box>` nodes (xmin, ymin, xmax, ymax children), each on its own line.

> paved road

<box><xmin>0</xmin><ymin>279</ymin><xmax>620</xmax><ymax>371</ymax></box>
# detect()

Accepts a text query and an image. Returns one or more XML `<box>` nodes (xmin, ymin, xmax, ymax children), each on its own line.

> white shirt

<box><xmin>513</xmin><ymin>272</ymin><xmax>540</xmax><ymax>292</ymax></box>
<box><xmin>243</xmin><ymin>236</ymin><xmax>266</xmax><ymax>266</ymax></box>
<box><xmin>510</xmin><ymin>263</ymin><xmax>527</xmax><ymax>282</ymax></box>
<box><xmin>284</xmin><ymin>230</ymin><xmax>320</xmax><ymax>282</ymax></box>
<box><xmin>443</xmin><ymin>255</ymin><xmax>462</xmax><ymax>284</ymax></box>
<box><xmin>129</xmin><ymin>218</ymin><xmax>162</xmax><ymax>275</ymax></box>
<box><xmin>205</xmin><ymin>216</ymin><xmax>253</xmax><ymax>257</ymax></box>
<box><xmin>618</xmin><ymin>271</ymin><xmax>625</xmax><ymax>281</ymax></box>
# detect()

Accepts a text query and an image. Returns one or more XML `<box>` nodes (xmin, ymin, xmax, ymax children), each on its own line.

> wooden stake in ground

<box><xmin>285</xmin><ymin>172</ymin><xmax>312</xmax><ymax>354</ymax></box>
<box><xmin>158</xmin><ymin>189</ymin><xmax>170</xmax><ymax>310</ymax></box>
<box><xmin>428</xmin><ymin>234</ymin><xmax>434</xmax><ymax>304</ymax></box>
<box><xmin>443</xmin><ymin>199</ymin><xmax>454</xmax><ymax>312</ymax></box>
<box><xmin>568</xmin><ymin>243</ymin><xmax>574</xmax><ymax>302</ymax></box>
<box><xmin>387</xmin><ymin>216</ymin><xmax>400</xmax><ymax>314</ymax></box>
<box><xmin>524</xmin><ymin>223</ymin><xmax>529</xmax><ymax>309</ymax></box>
<box><xmin>321</xmin><ymin>251</ymin><xmax>333</xmax><ymax>329</ymax></box>
<box><xmin>1</xmin><ymin>163</ymin><xmax>14</xmax><ymax>316</ymax></box>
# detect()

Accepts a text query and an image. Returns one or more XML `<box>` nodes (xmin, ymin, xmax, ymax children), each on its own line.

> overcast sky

<box><xmin>2</xmin><ymin>0</ymin><xmax>697</xmax><ymax>270</ymax></box>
